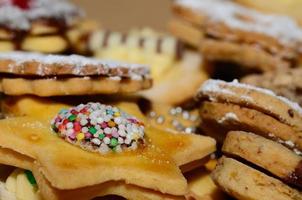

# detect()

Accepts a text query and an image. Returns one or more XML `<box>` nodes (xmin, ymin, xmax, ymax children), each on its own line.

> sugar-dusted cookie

<box><xmin>223</xmin><ymin>131</ymin><xmax>302</xmax><ymax>189</ymax></box>
<box><xmin>197</xmin><ymin>79</ymin><xmax>302</xmax><ymax>132</ymax></box>
<box><xmin>0</xmin><ymin>0</ymin><xmax>92</xmax><ymax>54</ymax></box>
<box><xmin>242</xmin><ymin>68</ymin><xmax>302</xmax><ymax>106</ymax></box>
<box><xmin>0</xmin><ymin>52</ymin><xmax>152</xmax><ymax>96</ymax></box>
<box><xmin>234</xmin><ymin>0</ymin><xmax>302</xmax><ymax>26</ymax></box>
<box><xmin>170</xmin><ymin>0</ymin><xmax>302</xmax><ymax>71</ymax></box>
<box><xmin>199</xmin><ymin>101</ymin><xmax>302</xmax><ymax>152</ymax></box>
<box><xmin>212</xmin><ymin>157</ymin><xmax>302</xmax><ymax>200</ymax></box>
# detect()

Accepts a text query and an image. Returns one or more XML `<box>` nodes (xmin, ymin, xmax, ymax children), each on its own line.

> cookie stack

<box><xmin>169</xmin><ymin>0</ymin><xmax>302</xmax><ymax>75</ymax></box>
<box><xmin>0</xmin><ymin>0</ymin><xmax>96</xmax><ymax>54</ymax></box>
<box><xmin>197</xmin><ymin>79</ymin><xmax>302</xmax><ymax>199</ymax></box>
<box><xmin>0</xmin><ymin>51</ymin><xmax>218</xmax><ymax>200</ymax></box>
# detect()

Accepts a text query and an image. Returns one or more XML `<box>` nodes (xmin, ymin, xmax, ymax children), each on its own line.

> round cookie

<box><xmin>197</xmin><ymin>79</ymin><xmax>302</xmax><ymax>132</ymax></box>
<box><xmin>223</xmin><ymin>131</ymin><xmax>302</xmax><ymax>189</ymax></box>
<box><xmin>199</xmin><ymin>101</ymin><xmax>302</xmax><ymax>153</ymax></box>
<box><xmin>0</xmin><ymin>52</ymin><xmax>152</xmax><ymax>96</ymax></box>
<box><xmin>212</xmin><ymin>157</ymin><xmax>302</xmax><ymax>200</ymax></box>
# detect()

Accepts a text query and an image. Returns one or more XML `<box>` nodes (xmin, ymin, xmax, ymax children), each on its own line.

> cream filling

<box><xmin>0</xmin><ymin>169</ymin><xmax>42</xmax><ymax>200</ymax></box>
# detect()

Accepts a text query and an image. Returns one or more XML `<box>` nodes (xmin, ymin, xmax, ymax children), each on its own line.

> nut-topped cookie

<box><xmin>0</xmin><ymin>0</ymin><xmax>87</xmax><ymax>53</ymax></box>
<box><xmin>0</xmin><ymin>51</ymin><xmax>152</xmax><ymax>96</ymax></box>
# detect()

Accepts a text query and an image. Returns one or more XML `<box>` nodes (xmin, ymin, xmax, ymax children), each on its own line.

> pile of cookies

<box><xmin>0</xmin><ymin>0</ymin><xmax>97</xmax><ymax>54</ymax></box>
<box><xmin>197</xmin><ymin>79</ymin><xmax>302</xmax><ymax>199</ymax></box>
<box><xmin>1</xmin><ymin>0</ymin><xmax>302</xmax><ymax>200</ymax></box>
<box><xmin>170</xmin><ymin>0</ymin><xmax>302</xmax><ymax>78</ymax></box>
<box><xmin>0</xmin><ymin>51</ymin><xmax>219</xmax><ymax>200</ymax></box>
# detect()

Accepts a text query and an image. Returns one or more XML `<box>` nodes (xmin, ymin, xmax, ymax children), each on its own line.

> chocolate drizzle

<box><xmin>285</xmin><ymin>160</ymin><xmax>302</xmax><ymax>189</ymax></box>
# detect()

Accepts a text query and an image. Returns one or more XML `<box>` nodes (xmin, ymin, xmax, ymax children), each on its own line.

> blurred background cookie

<box><xmin>169</xmin><ymin>0</ymin><xmax>302</xmax><ymax>80</ymax></box>
<box><xmin>234</xmin><ymin>0</ymin><xmax>302</xmax><ymax>26</ymax></box>
<box><xmin>242</xmin><ymin>68</ymin><xmax>302</xmax><ymax>106</ymax></box>
<box><xmin>0</xmin><ymin>0</ymin><xmax>98</xmax><ymax>54</ymax></box>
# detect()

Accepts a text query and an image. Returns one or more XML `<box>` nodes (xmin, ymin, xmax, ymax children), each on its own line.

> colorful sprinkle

<box><xmin>25</xmin><ymin>170</ymin><xmax>37</xmax><ymax>186</ymax></box>
<box><xmin>51</xmin><ymin>102</ymin><xmax>145</xmax><ymax>154</ymax></box>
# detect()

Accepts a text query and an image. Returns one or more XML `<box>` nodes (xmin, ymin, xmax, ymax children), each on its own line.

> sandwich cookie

<box><xmin>0</xmin><ymin>51</ymin><xmax>152</xmax><ymax>96</ymax></box>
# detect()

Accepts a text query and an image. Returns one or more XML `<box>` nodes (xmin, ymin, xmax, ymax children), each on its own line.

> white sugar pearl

<box><xmin>118</xmin><ymin>137</ymin><xmax>124</xmax><ymax>144</ymax></box>
<box><xmin>125</xmin><ymin>138</ymin><xmax>131</xmax><ymax>145</ymax></box>
<box><xmin>130</xmin><ymin>142</ymin><xmax>137</xmax><ymax>150</ymax></box>
<box><xmin>104</xmin><ymin>116</ymin><xmax>111</xmax><ymax>122</ymax></box>
<box><xmin>93</xmin><ymin>133</ymin><xmax>99</xmax><ymax>138</ymax></box>
<box><xmin>118</xmin><ymin>129</ymin><xmax>126</xmax><ymax>137</ymax></box>
<box><xmin>96</xmin><ymin>117</ymin><xmax>103</xmax><ymax>124</ymax></box>
<box><xmin>91</xmin><ymin>138</ymin><xmax>101</xmax><ymax>145</ymax></box>
<box><xmin>81</xmin><ymin>127</ymin><xmax>89</xmax><ymax>133</ymax></box>
<box><xmin>95</xmin><ymin>125</ymin><xmax>101</xmax><ymax>130</ymax></box>
<box><xmin>103</xmin><ymin>137</ymin><xmax>110</xmax><ymax>144</ymax></box>
<box><xmin>80</xmin><ymin>119</ymin><xmax>88</xmax><ymax>126</ymax></box>
<box><xmin>99</xmin><ymin>143</ymin><xmax>109</xmax><ymax>153</ymax></box>
<box><xmin>90</xmin><ymin>119</ymin><xmax>97</xmax><ymax>125</ymax></box>
<box><xmin>66</xmin><ymin>129</ymin><xmax>74</xmax><ymax>136</ymax></box>
<box><xmin>118</xmin><ymin>124</ymin><xmax>126</xmax><ymax>130</ymax></box>
<box><xmin>104</xmin><ymin>127</ymin><xmax>112</xmax><ymax>134</ymax></box>
<box><xmin>114</xmin><ymin>117</ymin><xmax>122</xmax><ymax>124</ymax></box>
<box><xmin>115</xmin><ymin>145</ymin><xmax>122</xmax><ymax>153</ymax></box>
<box><xmin>66</xmin><ymin>122</ymin><xmax>73</xmax><ymax>129</ymax></box>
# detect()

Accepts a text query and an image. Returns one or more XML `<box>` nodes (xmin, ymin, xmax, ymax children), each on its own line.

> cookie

<box><xmin>0</xmin><ymin>0</ymin><xmax>86</xmax><ymax>54</ymax></box>
<box><xmin>223</xmin><ymin>131</ymin><xmax>302</xmax><ymax>189</ymax></box>
<box><xmin>211</xmin><ymin>157</ymin><xmax>302</xmax><ymax>200</ymax></box>
<box><xmin>140</xmin><ymin>50</ymin><xmax>208</xmax><ymax>105</ymax></box>
<box><xmin>185</xmin><ymin>168</ymin><xmax>227</xmax><ymax>200</ymax></box>
<box><xmin>197</xmin><ymin>79</ymin><xmax>302</xmax><ymax>132</ymax></box>
<box><xmin>199</xmin><ymin>101</ymin><xmax>302</xmax><ymax>152</ymax></box>
<box><xmin>234</xmin><ymin>0</ymin><xmax>302</xmax><ymax>26</ymax></box>
<box><xmin>89</xmin><ymin>27</ymin><xmax>207</xmax><ymax>105</ymax></box>
<box><xmin>0</xmin><ymin>108</ymin><xmax>188</xmax><ymax>195</ymax></box>
<box><xmin>170</xmin><ymin>0</ymin><xmax>302</xmax><ymax>71</ymax></box>
<box><xmin>242</xmin><ymin>68</ymin><xmax>302</xmax><ymax>106</ymax></box>
<box><xmin>89</xmin><ymin>28</ymin><xmax>184</xmax><ymax>82</ymax></box>
<box><xmin>0</xmin><ymin>101</ymin><xmax>218</xmax><ymax>199</ymax></box>
<box><xmin>0</xmin><ymin>96</ymin><xmax>217</xmax><ymax>172</ymax></box>
<box><xmin>0</xmin><ymin>51</ymin><xmax>152</xmax><ymax>96</ymax></box>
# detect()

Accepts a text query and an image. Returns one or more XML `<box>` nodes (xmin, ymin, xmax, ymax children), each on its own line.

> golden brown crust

<box><xmin>0</xmin><ymin>57</ymin><xmax>149</xmax><ymax>78</ymax></box>
<box><xmin>223</xmin><ymin>131</ymin><xmax>302</xmax><ymax>189</ymax></box>
<box><xmin>0</xmin><ymin>77</ymin><xmax>152</xmax><ymax>96</ymax></box>
<box><xmin>198</xmin><ymin>79</ymin><xmax>302</xmax><ymax>132</ymax></box>
<box><xmin>212</xmin><ymin>157</ymin><xmax>302</xmax><ymax>200</ymax></box>
<box><xmin>199</xmin><ymin>101</ymin><xmax>302</xmax><ymax>151</ymax></box>
<box><xmin>171</xmin><ymin>3</ymin><xmax>300</xmax><ymax>69</ymax></box>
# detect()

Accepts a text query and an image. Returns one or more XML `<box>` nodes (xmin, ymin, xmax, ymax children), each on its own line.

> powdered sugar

<box><xmin>199</xmin><ymin>79</ymin><xmax>302</xmax><ymax>117</ymax></box>
<box><xmin>175</xmin><ymin>0</ymin><xmax>302</xmax><ymax>47</ymax></box>
<box><xmin>0</xmin><ymin>51</ymin><xmax>150</xmax><ymax>79</ymax></box>
<box><xmin>0</xmin><ymin>0</ymin><xmax>83</xmax><ymax>30</ymax></box>
<box><xmin>218</xmin><ymin>112</ymin><xmax>239</xmax><ymax>124</ymax></box>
